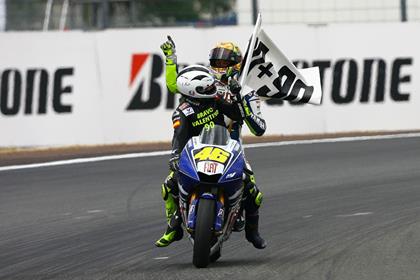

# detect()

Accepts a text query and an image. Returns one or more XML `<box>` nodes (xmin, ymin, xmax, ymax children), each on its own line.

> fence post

<box><xmin>0</xmin><ymin>0</ymin><xmax>5</xmax><ymax>31</ymax></box>
<box><xmin>252</xmin><ymin>0</ymin><xmax>259</xmax><ymax>24</ymax></box>
<box><xmin>59</xmin><ymin>0</ymin><xmax>69</xmax><ymax>30</ymax></box>
<box><xmin>400</xmin><ymin>0</ymin><xmax>407</xmax><ymax>22</ymax></box>
<box><xmin>100</xmin><ymin>0</ymin><xmax>109</xmax><ymax>29</ymax></box>
<box><xmin>43</xmin><ymin>0</ymin><xmax>54</xmax><ymax>31</ymax></box>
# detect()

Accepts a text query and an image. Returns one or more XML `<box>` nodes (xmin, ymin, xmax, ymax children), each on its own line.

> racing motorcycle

<box><xmin>177</xmin><ymin>124</ymin><xmax>245</xmax><ymax>268</ymax></box>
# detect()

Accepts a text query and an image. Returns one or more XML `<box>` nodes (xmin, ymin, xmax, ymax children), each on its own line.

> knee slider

<box><xmin>243</xmin><ymin>172</ymin><xmax>256</xmax><ymax>186</ymax></box>
<box><xmin>161</xmin><ymin>184</ymin><xmax>170</xmax><ymax>201</ymax></box>
<box><xmin>249</xmin><ymin>174</ymin><xmax>256</xmax><ymax>184</ymax></box>
<box><xmin>255</xmin><ymin>191</ymin><xmax>263</xmax><ymax>207</ymax></box>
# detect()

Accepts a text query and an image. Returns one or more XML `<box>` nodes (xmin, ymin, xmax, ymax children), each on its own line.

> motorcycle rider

<box><xmin>155</xmin><ymin>37</ymin><xmax>267</xmax><ymax>249</ymax></box>
<box><xmin>155</xmin><ymin>65</ymin><xmax>243</xmax><ymax>247</ymax></box>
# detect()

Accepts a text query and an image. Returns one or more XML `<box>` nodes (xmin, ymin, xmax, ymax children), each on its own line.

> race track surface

<box><xmin>1</xmin><ymin>136</ymin><xmax>420</xmax><ymax>280</ymax></box>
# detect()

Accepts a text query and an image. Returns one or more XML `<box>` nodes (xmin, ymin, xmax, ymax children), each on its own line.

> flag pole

<box><xmin>239</xmin><ymin>13</ymin><xmax>262</xmax><ymax>87</ymax></box>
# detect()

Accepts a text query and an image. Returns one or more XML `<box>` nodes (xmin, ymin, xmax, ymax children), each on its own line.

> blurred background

<box><xmin>0</xmin><ymin>0</ymin><xmax>419</xmax><ymax>31</ymax></box>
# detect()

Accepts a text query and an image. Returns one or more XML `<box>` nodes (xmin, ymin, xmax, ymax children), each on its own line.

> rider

<box><xmin>155</xmin><ymin>37</ymin><xmax>267</xmax><ymax>249</ymax></box>
<box><xmin>155</xmin><ymin>64</ymin><xmax>243</xmax><ymax>247</ymax></box>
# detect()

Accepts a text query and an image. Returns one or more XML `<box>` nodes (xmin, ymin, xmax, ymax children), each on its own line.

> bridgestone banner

<box><xmin>0</xmin><ymin>23</ymin><xmax>419</xmax><ymax>147</ymax></box>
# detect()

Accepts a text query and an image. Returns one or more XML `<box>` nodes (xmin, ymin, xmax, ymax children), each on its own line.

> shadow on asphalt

<box><xmin>164</xmin><ymin>256</ymin><xmax>272</xmax><ymax>270</ymax></box>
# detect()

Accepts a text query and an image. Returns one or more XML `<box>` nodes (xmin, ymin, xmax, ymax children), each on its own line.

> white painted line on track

<box><xmin>74</xmin><ymin>215</ymin><xmax>93</xmax><ymax>220</ymax></box>
<box><xmin>87</xmin><ymin>210</ymin><xmax>104</xmax><ymax>214</ymax></box>
<box><xmin>153</xmin><ymin>257</ymin><xmax>169</xmax><ymax>260</ymax></box>
<box><xmin>336</xmin><ymin>212</ymin><xmax>373</xmax><ymax>217</ymax></box>
<box><xmin>243</xmin><ymin>132</ymin><xmax>420</xmax><ymax>149</ymax></box>
<box><xmin>0</xmin><ymin>150</ymin><xmax>171</xmax><ymax>172</ymax></box>
<box><xmin>1</xmin><ymin>132</ymin><xmax>419</xmax><ymax>172</ymax></box>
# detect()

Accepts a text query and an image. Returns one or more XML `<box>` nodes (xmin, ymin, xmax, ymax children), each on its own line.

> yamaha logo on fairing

<box><xmin>226</xmin><ymin>172</ymin><xmax>236</xmax><ymax>179</ymax></box>
<box><xmin>0</xmin><ymin>68</ymin><xmax>74</xmax><ymax>116</ymax></box>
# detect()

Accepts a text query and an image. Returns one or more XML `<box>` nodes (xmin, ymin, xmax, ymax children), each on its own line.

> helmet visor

<box><xmin>210</xmin><ymin>59</ymin><xmax>232</xmax><ymax>68</ymax></box>
<box><xmin>209</xmin><ymin>48</ymin><xmax>241</xmax><ymax>67</ymax></box>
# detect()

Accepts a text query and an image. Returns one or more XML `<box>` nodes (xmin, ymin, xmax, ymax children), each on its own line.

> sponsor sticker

<box><xmin>182</xmin><ymin>107</ymin><xmax>194</xmax><ymax>116</ymax></box>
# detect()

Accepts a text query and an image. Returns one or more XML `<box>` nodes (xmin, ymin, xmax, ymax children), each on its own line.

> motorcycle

<box><xmin>177</xmin><ymin>124</ymin><xmax>245</xmax><ymax>268</ymax></box>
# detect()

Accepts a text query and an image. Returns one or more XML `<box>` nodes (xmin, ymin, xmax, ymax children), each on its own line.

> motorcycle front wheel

<box><xmin>193</xmin><ymin>198</ymin><xmax>215</xmax><ymax>268</ymax></box>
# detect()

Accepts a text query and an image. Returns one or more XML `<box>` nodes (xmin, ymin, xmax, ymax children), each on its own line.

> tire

<box><xmin>193</xmin><ymin>198</ymin><xmax>215</xmax><ymax>268</ymax></box>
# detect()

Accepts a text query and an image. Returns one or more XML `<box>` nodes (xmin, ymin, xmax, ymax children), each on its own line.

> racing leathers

<box><xmin>161</xmin><ymin>36</ymin><xmax>265</xmax><ymax>138</ymax></box>
<box><xmin>171</xmin><ymin>99</ymin><xmax>242</xmax><ymax>158</ymax></box>
<box><xmin>155</xmin><ymin>97</ymin><xmax>243</xmax><ymax>247</ymax></box>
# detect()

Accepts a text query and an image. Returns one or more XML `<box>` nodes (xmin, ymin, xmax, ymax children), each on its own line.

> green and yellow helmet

<box><xmin>209</xmin><ymin>42</ymin><xmax>242</xmax><ymax>79</ymax></box>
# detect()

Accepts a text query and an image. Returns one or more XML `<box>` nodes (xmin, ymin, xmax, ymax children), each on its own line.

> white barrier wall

<box><xmin>0</xmin><ymin>23</ymin><xmax>419</xmax><ymax>147</ymax></box>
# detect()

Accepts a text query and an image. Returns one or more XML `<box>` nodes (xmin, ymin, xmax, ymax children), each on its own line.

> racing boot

<box><xmin>245</xmin><ymin>213</ymin><xmax>266</xmax><ymax>249</ymax></box>
<box><xmin>155</xmin><ymin>213</ymin><xmax>183</xmax><ymax>247</ymax></box>
<box><xmin>155</xmin><ymin>177</ymin><xmax>183</xmax><ymax>247</ymax></box>
<box><xmin>244</xmin><ymin>182</ymin><xmax>266</xmax><ymax>249</ymax></box>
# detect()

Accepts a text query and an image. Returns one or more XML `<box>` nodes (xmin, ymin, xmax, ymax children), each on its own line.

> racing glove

<box><xmin>169</xmin><ymin>154</ymin><xmax>180</xmax><ymax>172</ymax></box>
<box><xmin>229</xmin><ymin>77</ymin><xmax>241</xmax><ymax>96</ymax></box>
<box><xmin>229</xmin><ymin>78</ymin><xmax>247</xmax><ymax>119</ymax></box>
<box><xmin>160</xmin><ymin>35</ymin><xmax>177</xmax><ymax>65</ymax></box>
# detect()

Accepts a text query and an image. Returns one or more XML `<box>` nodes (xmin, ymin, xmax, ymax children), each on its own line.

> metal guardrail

<box><xmin>1</xmin><ymin>0</ymin><xmax>419</xmax><ymax>31</ymax></box>
<box><xmin>2</xmin><ymin>0</ymin><xmax>237</xmax><ymax>31</ymax></box>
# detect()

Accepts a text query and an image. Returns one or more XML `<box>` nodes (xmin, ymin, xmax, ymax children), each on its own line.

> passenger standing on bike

<box><xmin>156</xmin><ymin>37</ymin><xmax>267</xmax><ymax>249</ymax></box>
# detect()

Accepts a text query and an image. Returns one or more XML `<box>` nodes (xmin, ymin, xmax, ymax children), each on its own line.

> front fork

<box><xmin>180</xmin><ymin>186</ymin><xmax>225</xmax><ymax>235</ymax></box>
<box><xmin>180</xmin><ymin>185</ymin><xmax>241</xmax><ymax>243</ymax></box>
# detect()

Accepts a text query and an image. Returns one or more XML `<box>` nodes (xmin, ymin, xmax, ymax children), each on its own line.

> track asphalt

<box><xmin>1</xmin><ymin>136</ymin><xmax>420</xmax><ymax>279</ymax></box>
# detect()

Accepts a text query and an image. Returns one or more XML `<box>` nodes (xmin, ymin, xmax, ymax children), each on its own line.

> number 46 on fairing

<box><xmin>194</xmin><ymin>147</ymin><xmax>231</xmax><ymax>164</ymax></box>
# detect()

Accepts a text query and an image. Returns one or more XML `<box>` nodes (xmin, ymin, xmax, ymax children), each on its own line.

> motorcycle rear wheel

<box><xmin>193</xmin><ymin>199</ymin><xmax>215</xmax><ymax>268</ymax></box>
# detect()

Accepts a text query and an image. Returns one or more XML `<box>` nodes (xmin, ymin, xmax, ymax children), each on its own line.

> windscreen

<box><xmin>198</xmin><ymin>125</ymin><xmax>230</xmax><ymax>146</ymax></box>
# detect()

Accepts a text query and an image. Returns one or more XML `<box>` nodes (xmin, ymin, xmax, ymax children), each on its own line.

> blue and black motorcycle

<box><xmin>178</xmin><ymin>124</ymin><xmax>245</xmax><ymax>268</ymax></box>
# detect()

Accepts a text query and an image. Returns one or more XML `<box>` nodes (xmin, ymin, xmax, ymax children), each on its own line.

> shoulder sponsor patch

<box><xmin>179</xmin><ymin>102</ymin><xmax>189</xmax><ymax>110</ymax></box>
<box><xmin>182</xmin><ymin>107</ymin><xmax>194</xmax><ymax>116</ymax></box>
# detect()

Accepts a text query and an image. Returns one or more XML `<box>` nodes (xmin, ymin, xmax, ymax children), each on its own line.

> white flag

<box><xmin>239</xmin><ymin>15</ymin><xmax>322</xmax><ymax>105</ymax></box>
